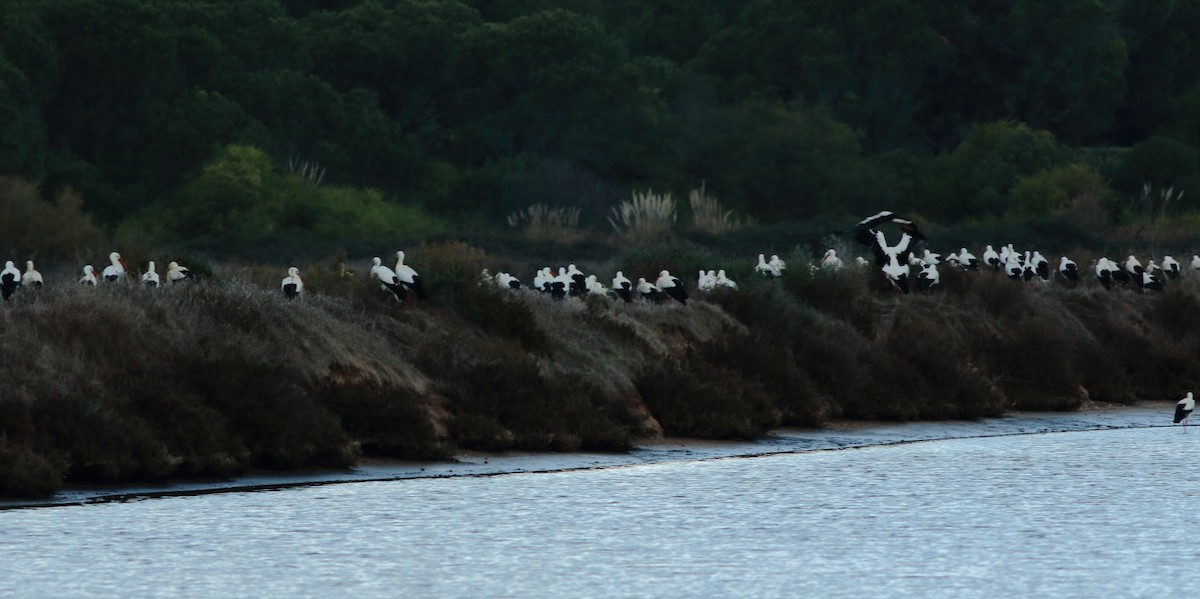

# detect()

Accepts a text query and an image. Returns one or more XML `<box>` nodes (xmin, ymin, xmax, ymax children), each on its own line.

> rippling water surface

<box><xmin>2</xmin><ymin>420</ymin><xmax>1196</xmax><ymax>598</ymax></box>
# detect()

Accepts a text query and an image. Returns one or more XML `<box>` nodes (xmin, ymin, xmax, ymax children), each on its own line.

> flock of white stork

<box><xmin>0</xmin><ymin>252</ymin><xmax>197</xmax><ymax>301</ymax></box>
<box><xmin>839</xmin><ymin>211</ymin><xmax>1198</xmax><ymax>294</ymax></box>
<box><xmin>1</xmin><ymin>210</ymin><xmax>1195</xmax><ymax>309</ymax></box>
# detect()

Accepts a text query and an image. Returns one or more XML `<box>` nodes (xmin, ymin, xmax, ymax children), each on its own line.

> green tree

<box><xmin>1009</xmin><ymin>164</ymin><xmax>1114</xmax><ymax>218</ymax></box>
<box><xmin>0</xmin><ymin>52</ymin><xmax>46</xmax><ymax>178</ymax></box>
<box><xmin>914</xmin><ymin>121</ymin><xmax>1066</xmax><ymax>220</ymax></box>
<box><xmin>1113</xmin><ymin>0</ymin><xmax>1200</xmax><ymax>143</ymax></box>
<box><xmin>682</xmin><ymin>100</ymin><xmax>897</xmax><ymax>219</ymax></box>
<box><xmin>448</xmin><ymin>9</ymin><xmax>669</xmax><ymax>178</ymax></box>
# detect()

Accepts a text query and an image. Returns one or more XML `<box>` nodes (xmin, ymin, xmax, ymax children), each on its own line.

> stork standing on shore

<box><xmin>1176</xmin><ymin>392</ymin><xmax>1195</xmax><ymax>430</ymax></box>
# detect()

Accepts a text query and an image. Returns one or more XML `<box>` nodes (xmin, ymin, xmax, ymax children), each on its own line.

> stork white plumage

<box><xmin>550</xmin><ymin>267</ymin><xmax>570</xmax><ymax>301</ymax></box>
<box><xmin>1125</xmin><ymin>255</ymin><xmax>1144</xmax><ymax>277</ymax></box>
<box><xmin>982</xmin><ymin>245</ymin><xmax>1001</xmax><ymax>270</ymax></box>
<box><xmin>870</xmin><ymin>230</ymin><xmax>914</xmax><ymax>294</ymax></box>
<box><xmin>1162</xmin><ymin>255</ymin><xmax>1181</xmax><ymax>279</ymax></box>
<box><xmin>585</xmin><ymin>274</ymin><xmax>610</xmax><ymax>297</ymax></box>
<box><xmin>566</xmin><ymin>264</ymin><xmax>586</xmax><ymax>297</ymax></box>
<box><xmin>533</xmin><ymin>267</ymin><xmax>551</xmax><ymax>292</ymax></box>
<box><xmin>496</xmin><ymin>272</ymin><xmax>522</xmax><ymax>290</ymax></box>
<box><xmin>102</xmin><ymin>252</ymin><xmax>126</xmax><ymax>283</ymax></box>
<box><xmin>1176</xmin><ymin>392</ymin><xmax>1195</xmax><ymax>429</ymax></box>
<box><xmin>1059</xmin><ymin>256</ymin><xmax>1079</xmax><ymax>281</ymax></box>
<box><xmin>715</xmin><ymin>269</ymin><xmax>737</xmax><ymax>289</ymax></box>
<box><xmin>1</xmin><ymin>261</ymin><xmax>21</xmax><ymax>301</ymax></box>
<box><xmin>756</xmin><ymin>254</ymin><xmax>782</xmax><ymax>278</ymax></box>
<box><xmin>370</xmin><ymin>257</ymin><xmax>405</xmax><ymax>303</ymax></box>
<box><xmin>637</xmin><ymin>277</ymin><xmax>664</xmax><ymax>302</ymax></box>
<box><xmin>1030</xmin><ymin>251</ymin><xmax>1050</xmax><ymax>280</ymax></box>
<box><xmin>821</xmin><ymin>249</ymin><xmax>844</xmax><ymax>270</ymax></box>
<box><xmin>1094</xmin><ymin>257</ymin><xmax>1116</xmax><ymax>290</ymax></box>
<box><xmin>167</xmin><ymin>261</ymin><xmax>195</xmax><ymax>284</ymax></box>
<box><xmin>79</xmin><ymin>265</ymin><xmax>98</xmax><ymax>286</ymax></box>
<box><xmin>769</xmin><ymin>254</ymin><xmax>786</xmax><ymax>274</ymax></box>
<box><xmin>917</xmin><ymin>261</ymin><xmax>939</xmax><ymax>291</ymax></box>
<box><xmin>697</xmin><ymin>269</ymin><xmax>717</xmax><ymax>292</ymax></box>
<box><xmin>142</xmin><ymin>261</ymin><xmax>160</xmax><ymax>287</ymax></box>
<box><xmin>393</xmin><ymin>251</ymin><xmax>428</xmax><ymax>300</ymax></box>
<box><xmin>23</xmin><ymin>261</ymin><xmax>42</xmax><ymax>288</ymax></box>
<box><xmin>1005</xmin><ymin>253</ymin><xmax>1023</xmax><ymax>280</ymax></box>
<box><xmin>281</xmin><ymin>267</ymin><xmax>303</xmax><ymax>299</ymax></box>
<box><xmin>655</xmin><ymin>270</ymin><xmax>687</xmax><ymax>305</ymax></box>
<box><xmin>1192</xmin><ymin>255</ymin><xmax>1200</xmax><ymax>271</ymax></box>
<box><xmin>612</xmin><ymin>271</ymin><xmax>633</xmax><ymax>303</ymax></box>
<box><xmin>959</xmin><ymin>247</ymin><xmax>979</xmax><ymax>270</ymax></box>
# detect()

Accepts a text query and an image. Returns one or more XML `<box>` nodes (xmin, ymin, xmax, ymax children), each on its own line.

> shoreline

<box><xmin>0</xmin><ymin>401</ymin><xmax>1171</xmax><ymax>511</ymax></box>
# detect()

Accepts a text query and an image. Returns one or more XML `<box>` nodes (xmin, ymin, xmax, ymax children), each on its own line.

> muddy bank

<box><xmin>1</xmin><ymin>402</ymin><xmax>1170</xmax><ymax>510</ymax></box>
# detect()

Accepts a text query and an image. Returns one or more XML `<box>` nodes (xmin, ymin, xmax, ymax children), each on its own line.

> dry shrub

<box><xmin>635</xmin><ymin>351</ymin><xmax>781</xmax><ymax>439</ymax></box>
<box><xmin>608</xmin><ymin>189</ymin><xmax>676</xmax><ymax>242</ymax></box>
<box><xmin>416</xmin><ymin>240</ymin><xmax>488</xmax><ymax>302</ymax></box>
<box><xmin>0</xmin><ymin>177</ymin><xmax>104</xmax><ymax>258</ymax></box>
<box><xmin>688</xmin><ymin>183</ymin><xmax>754</xmax><ymax>234</ymax></box>
<box><xmin>312</xmin><ymin>381</ymin><xmax>449</xmax><ymax>460</ymax></box>
<box><xmin>507</xmin><ymin>203</ymin><xmax>584</xmax><ymax>243</ymax></box>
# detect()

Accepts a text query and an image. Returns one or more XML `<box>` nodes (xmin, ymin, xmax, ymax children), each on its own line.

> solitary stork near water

<box><xmin>1176</xmin><ymin>392</ymin><xmax>1195</xmax><ymax>429</ymax></box>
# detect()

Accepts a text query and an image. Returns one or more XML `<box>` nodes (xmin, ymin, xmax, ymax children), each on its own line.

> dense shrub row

<box><xmin>1</xmin><ymin>241</ymin><xmax>1197</xmax><ymax>497</ymax></box>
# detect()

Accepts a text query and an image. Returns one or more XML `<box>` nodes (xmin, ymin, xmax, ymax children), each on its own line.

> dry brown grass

<box><xmin>608</xmin><ymin>189</ymin><xmax>676</xmax><ymax>242</ymax></box>
<box><xmin>688</xmin><ymin>183</ymin><xmax>754</xmax><ymax>234</ymax></box>
<box><xmin>507</xmin><ymin>203</ymin><xmax>585</xmax><ymax>243</ymax></box>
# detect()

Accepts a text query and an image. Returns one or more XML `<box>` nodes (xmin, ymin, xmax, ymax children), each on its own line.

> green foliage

<box><xmin>1010</xmin><ymin>164</ymin><xmax>1116</xmax><ymax>220</ymax></box>
<box><xmin>1113</xmin><ymin>137</ymin><xmax>1200</xmax><ymax>213</ymax></box>
<box><xmin>125</xmin><ymin>145</ymin><xmax>446</xmax><ymax>243</ymax></box>
<box><xmin>917</xmin><ymin>121</ymin><xmax>1068</xmax><ymax>221</ymax></box>
<box><xmin>0</xmin><ymin>176</ymin><xmax>104</xmax><ymax>257</ymax></box>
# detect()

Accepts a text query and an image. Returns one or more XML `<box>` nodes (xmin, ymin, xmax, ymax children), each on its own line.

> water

<box><xmin>2</xmin><ymin>410</ymin><xmax>1196</xmax><ymax>598</ymax></box>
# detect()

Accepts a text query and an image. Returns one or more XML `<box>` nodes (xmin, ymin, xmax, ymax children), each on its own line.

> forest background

<box><xmin>4</xmin><ymin>0</ymin><xmax>1200</xmax><ymax>257</ymax></box>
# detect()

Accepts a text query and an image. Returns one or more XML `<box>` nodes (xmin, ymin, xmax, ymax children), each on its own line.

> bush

<box><xmin>0</xmin><ymin>177</ymin><xmax>104</xmax><ymax>258</ymax></box>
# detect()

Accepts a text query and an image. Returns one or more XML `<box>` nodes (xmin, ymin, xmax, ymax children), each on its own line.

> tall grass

<box><xmin>688</xmin><ymin>183</ymin><xmax>754</xmax><ymax>234</ymax></box>
<box><xmin>608</xmin><ymin>189</ymin><xmax>676</xmax><ymax>242</ymax></box>
<box><xmin>507</xmin><ymin>203</ymin><xmax>584</xmax><ymax>243</ymax></box>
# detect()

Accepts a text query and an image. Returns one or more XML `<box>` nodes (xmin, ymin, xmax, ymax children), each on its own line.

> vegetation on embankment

<box><xmin>2</xmin><ymin>241</ymin><xmax>1198</xmax><ymax>498</ymax></box>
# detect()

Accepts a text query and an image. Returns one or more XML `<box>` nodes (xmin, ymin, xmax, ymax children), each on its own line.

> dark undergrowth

<box><xmin>2</xmin><ymin>241</ymin><xmax>1198</xmax><ymax>497</ymax></box>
